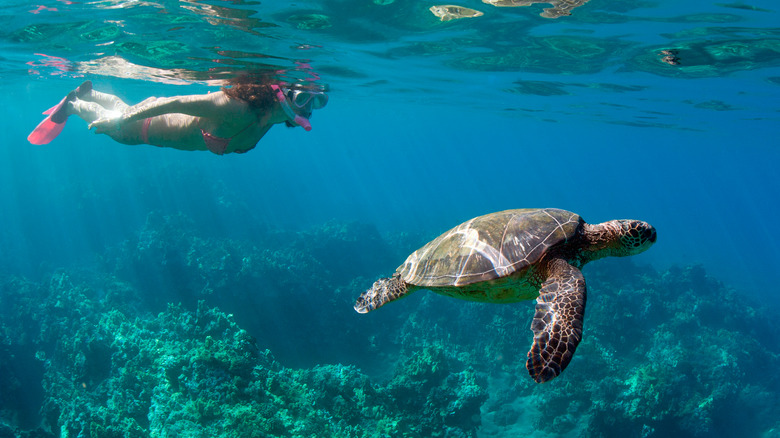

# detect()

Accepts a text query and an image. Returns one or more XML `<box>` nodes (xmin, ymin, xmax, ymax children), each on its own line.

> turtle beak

<box><xmin>647</xmin><ymin>226</ymin><xmax>657</xmax><ymax>243</ymax></box>
<box><xmin>637</xmin><ymin>223</ymin><xmax>657</xmax><ymax>253</ymax></box>
<box><xmin>640</xmin><ymin>223</ymin><xmax>657</xmax><ymax>245</ymax></box>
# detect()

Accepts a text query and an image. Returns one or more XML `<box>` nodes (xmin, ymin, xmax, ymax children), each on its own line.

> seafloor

<box><xmin>1</xmin><ymin>213</ymin><xmax>778</xmax><ymax>437</ymax></box>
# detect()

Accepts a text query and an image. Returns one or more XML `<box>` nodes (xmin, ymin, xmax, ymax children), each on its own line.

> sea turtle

<box><xmin>482</xmin><ymin>0</ymin><xmax>592</xmax><ymax>19</ymax></box>
<box><xmin>354</xmin><ymin>208</ymin><xmax>656</xmax><ymax>383</ymax></box>
<box><xmin>429</xmin><ymin>5</ymin><xmax>484</xmax><ymax>22</ymax></box>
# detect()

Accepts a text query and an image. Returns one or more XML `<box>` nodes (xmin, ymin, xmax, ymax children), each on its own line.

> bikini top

<box><xmin>201</xmin><ymin>122</ymin><xmax>256</xmax><ymax>155</ymax></box>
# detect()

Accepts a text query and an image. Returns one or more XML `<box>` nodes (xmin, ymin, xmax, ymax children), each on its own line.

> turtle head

<box><xmin>583</xmin><ymin>219</ymin><xmax>656</xmax><ymax>261</ymax></box>
<box><xmin>614</xmin><ymin>219</ymin><xmax>657</xmax><ymax>256</ymax></box>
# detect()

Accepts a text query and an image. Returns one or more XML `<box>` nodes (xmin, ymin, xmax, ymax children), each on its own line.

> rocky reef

<box><xmin>0</xmin><ymin>274</ymin><xmax>484</xmax><ymax>438</ymax></box>
<box><xmin>1</xmin><ymin>212</ymin><xmax>778</xmax><ymax>437</ymax></box>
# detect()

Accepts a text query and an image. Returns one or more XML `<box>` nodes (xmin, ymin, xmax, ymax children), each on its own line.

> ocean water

<box><xmin>1</xmin><ymin>0</ymin><xmax>779</xmax><ymax>437</ymax></box>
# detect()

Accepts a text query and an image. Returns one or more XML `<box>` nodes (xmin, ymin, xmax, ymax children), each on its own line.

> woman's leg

<box><xmin>80</xmin><ymin>89</ymin><xmax>130</xmax><ymax>112</ymax></box>
<box><xmin>68</xmin><ymin>99</ymin><xmax>117</xmax><ymax>124</ymax></box>
<box><xmin>68</xmin><ymin>99</ymin><xmax>144</xmax><ymax>145</ymax></box>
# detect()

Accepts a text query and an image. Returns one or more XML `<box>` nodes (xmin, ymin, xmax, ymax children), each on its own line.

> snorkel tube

<box><xmin>271</xmin><ymin>84</ymin><xmax>312</xmax><ymax>131</ymax></box>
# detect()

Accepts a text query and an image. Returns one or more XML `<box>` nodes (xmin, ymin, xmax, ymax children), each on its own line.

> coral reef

<box><xmin>1</xmin><ymin>214</ymin><xmax>779</xmax><ymax>437</ymax></box>
<box><xmin>99</xmin><ymin>212</ymin><xmax>400</xmax><ymax>369</ymax></box>
<box><xmin>0</xmin><ymin>273</ymin><xmax>484</xmax><ymax>437</ymax></box>
<box><xmin>378</xmin><ymin>257</ymin><xmax>780</xmax><ymax>437</ymax></box>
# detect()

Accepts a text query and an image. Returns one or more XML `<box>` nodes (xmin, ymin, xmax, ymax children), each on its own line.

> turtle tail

<box><xmin>354</xmin><ymin>275</ymin><xmax>409</xmax><ymax>313</ymax></box>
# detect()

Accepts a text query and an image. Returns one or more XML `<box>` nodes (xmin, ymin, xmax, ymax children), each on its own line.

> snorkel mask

<box><xmin>271</xmin><ymin>84</ymin><xmax>328</xmax><ymax>131</ymax></box>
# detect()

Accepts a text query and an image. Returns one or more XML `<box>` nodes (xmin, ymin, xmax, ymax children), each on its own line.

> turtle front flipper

<box><xmin>354</xmin><ymin>275</ymin><xmax>410</xmax><ymax>313</ymax></box>
<box><xmin>526</xmin><ymin>258</ymin><xmax>587</xmax><ymax>383</ymax></box>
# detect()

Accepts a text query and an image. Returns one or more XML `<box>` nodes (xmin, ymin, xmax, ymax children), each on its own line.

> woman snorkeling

<box><xmin>28</xmin><ymin>76</ymin><xmax>328</xmax><ymax>155</ymax></box>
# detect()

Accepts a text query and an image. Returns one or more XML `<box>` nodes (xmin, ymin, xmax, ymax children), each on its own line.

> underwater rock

<box><xmin>482</xmin><ymin>0</ymin><xmax>592</xmax><ymax>18</ymax></box>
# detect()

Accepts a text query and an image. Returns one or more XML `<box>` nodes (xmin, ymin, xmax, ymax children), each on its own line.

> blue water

<box><xmin>1</xmin><ymin>0</ymin><xmax>779</xmax><ymax>437</ymax></box>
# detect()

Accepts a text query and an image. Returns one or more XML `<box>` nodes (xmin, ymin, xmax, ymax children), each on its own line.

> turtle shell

<box><xmin>397</xmin><ymin>208</ymin><xmax>583</xmax><ymax>288</ymax></box>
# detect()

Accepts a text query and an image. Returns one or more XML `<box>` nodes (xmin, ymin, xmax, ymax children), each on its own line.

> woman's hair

<box><xmin>221</xmin><ymin>75</ymin><xmax>277</xmax><ymax>110</ymax></box>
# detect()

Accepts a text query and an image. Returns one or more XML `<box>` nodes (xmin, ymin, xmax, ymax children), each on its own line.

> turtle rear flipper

<box><xmin>354</xmin><ymin>275</ymin><xmax>409</xmax><ymax>313</ymax></box>
<box><xmin>526</xmin><ymin>258</ymin><xmax>587</xmax><ymax>383</ymax></box>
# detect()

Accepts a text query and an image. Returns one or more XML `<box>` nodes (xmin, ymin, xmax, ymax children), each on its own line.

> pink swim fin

<box><xmin>27</xmin><ymin>80</ymin><xmax>91</xmax><ymax>145</ymax></box>
<box><xmin>42</xmin><ymin>102</ymin><xmax>61</xmax><ymax>115</ymax></box>
<box><xmin>28</xmin><ymin>95</ymin><xmax>69</xmax><ymax>145</ymax></box>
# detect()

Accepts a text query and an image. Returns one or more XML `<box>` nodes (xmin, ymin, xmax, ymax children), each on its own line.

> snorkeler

<box><xmin>28</xmin><ymin>77</ymin><xmax>328</xmax><ymax>155</ymax></box>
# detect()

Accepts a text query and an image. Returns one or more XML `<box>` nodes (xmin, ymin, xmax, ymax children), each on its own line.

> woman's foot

<box><xmin>50</xmin><ymin>91</ymin><xmax>76</xmax><ymax>124</ymax></box>
<box><xmin>50</xmin><ymin>81</ymin><xmax>92</xmax><ymax>123</ymax></box>
<box><xmin>76</xmin><ymin>80</ymin><xmax>92</xmax><ymax>98</ymax></box>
